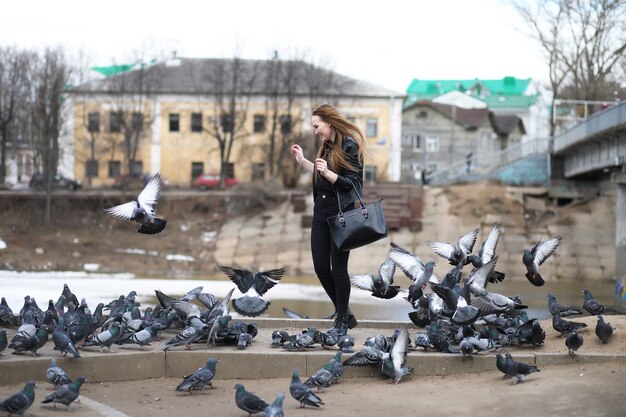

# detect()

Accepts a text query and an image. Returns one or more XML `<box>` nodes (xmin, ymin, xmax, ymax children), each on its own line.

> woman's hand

<box><xmin>290</xmin><ymin>144</ymin><xmax>304</xmax><ymax>163</ymax></box>
<box><xmin>314</xmin><ymin>158</ymin><xmax>329</xmax><ymax>176</ymax></box>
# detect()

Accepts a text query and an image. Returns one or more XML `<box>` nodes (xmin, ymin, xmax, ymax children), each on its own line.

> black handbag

<box><xmin>327</xmin><ymin>180</ymin><xmax>388</xmax><ymax>251</ymax></box>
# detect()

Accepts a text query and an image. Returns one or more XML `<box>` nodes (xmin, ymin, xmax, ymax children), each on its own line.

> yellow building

<box><xmin>65</xmin><ymin>58</ymin><xmax>405</xmax><ymax>188</ymax></box>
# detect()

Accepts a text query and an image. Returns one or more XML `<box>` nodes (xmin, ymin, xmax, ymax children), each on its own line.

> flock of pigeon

<box><xmin>0</xmin><ymin>175</ymin><xmax>623</xmax><ymax>416</ymax></box>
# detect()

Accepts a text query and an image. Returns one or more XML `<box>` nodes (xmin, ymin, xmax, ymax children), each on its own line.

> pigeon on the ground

<box><xmin>61</xmin><ymin>284</ymin><xmax>80</xmax><ymax>308</ymax></box>
<box><xmin>380</xmin><ymin>328</ymin><xmax>413</xmax><ymax>383</ymax></box>
<box><xmin>119</xmin><ymin>322</ymin><xmax>165</xmax><ymax>350</ymax></box>
<box><xmin>468</xmin><ymin>224</ymin><xmax>505</xmax><ymax>283</ymax></box>
<box><xmin>83</xmin><ymin>321</ymin><xmax>121</xmax><ymax>352</ymax></box>
<box><xmin>522</xmin><ymin>235</ymin><xmax>562</xmax><ymax>286</ymax></box>
<box><xmin>282</xmin><ymin>330</ymin><xmax>316</xmax><ymax>351</ymax></box>
<box><xmin>337</xmin><ymin>334</ymin><xmax>355</xmax><ymax>353</ymax></box>
<box><xmin>234</xmin><ymin>383</ymin><xmax>269</xmax><ymax>416</ymax></box>
<box><xmin>281</xmin><ymin>307</ymin><xmax>309</xmax><ymax>319</ymax></box>
<box><xmin>205</xmin><ymin>288</ymin><xmax>235</xmax><ymax>344</ymax></box>
<box><xmin>504</xmin><ymin>353</ymin><xmax>540</xmax><ymax>384</ymax></box>
<box><xmin>46</xmin><ymin>358</ymin><xmax>73</xmax><ymax>388</ymax></box>
<box><xmin>342</xmin><ymin>345</ymin><xmax>385</xmax><ymax>366</ymax></box>
<box><xmin>551</xmin><ymin>311</ymin><xmax>587</xmax><ymax>337</ymax></box>
<box><xmin>595</xmin><ymin>315</ymin><xmax>613</xmax><ymax>344</ymax></box>
<box><xmin>0</xmin><ymin>380</ymin><xmax>36</xmax><ymax>416</ymax></box>
<box><xmin>41</xmin><ymin>376</ymin><xmax>86</xmax><ymax>409</ymax></box>
<box><xmin>413</xmin><ymin>333</ymin><xmax>433</xmax><ymax>350</ymax></box>
<box><xmin>0</xmin><ymin>297</ymin><xmax>18</xmax><ymax>326</ymax></box>
<box><xmin>582</xmin><ymin>288</ymin><xmax>619</xmax><ymax>315</ymax></box>
<box><xmin>104</xmin><ymin>173</ymin><xmax>167</xmax><ymax>234</ymax></box>
<box><xmin>219</xmin><ymin>266</ymin><xmax>285</xmax><ymax>317</ymax></box>
<box><xmin>263</xmin><ymin>392</ymin><xmax>285</xmax><ymax>417</ymax></box>
<box><xmin>304</xmin><ymin>362</ymin><xmax>334</xmax><ymax>391</ymax></box>
<box><xmin>427</xmin><ymin>227</ymin><xmax>480</xmax><ymax>266</ymax></box>
<box><xmin>388</xmin><ymin>242</ymin><xmax>438</xmax><ymax>302</ymax></box>
<box><xmin>289</xmin><ymin>368</ymin><xmax>324</xmax><ymax>408</ymax></box>
<box><xmin>270</xmin><ymin>330</ymin><xmax>294</xmax><ymax>347</ymax></box>
<box><xmin>52</xmin><ymin>317</ymin><xmax>81</xmax><ymax>358</ymax></box>
<box><xmin>175</xmin><ymin>358</ymin><xmax>220</xmax><ymax>394</ymax></box>
<box><xmin>565</xmin><ymin>330</ymin><xmax>584</xmax><ymax>356</ymax></box>
<box><xmin>546</xmin><ymin>293</ymin><xmax>582</xmax><ymax>317</ymax></box>
<box><xmin>328</xmin><ymin>351</ymin><xmax>344</xmax><ymax>383</ymax></box>
<box><xmin>0</xmin><ymin>330</ymin><xmax>7</xmax><ymax>354</ymax></box>
<box><xmin>350</xmin><ymin>257</ymin><xmax>401</xmax><ymax>299</ymax></box>
<box><xmin>164</xmin><ymin>322</ymin><xmax>209</xmax><ymax>351</ymax></box>
<box><xmin>495</xmin><ymin>353</ymin><xmax>508</xmax><ymax>378</ymax></box>
<box><xmin>10</xmin><ymin>326</ymin><xmax>49</xmax><ymax>356</ymax></box>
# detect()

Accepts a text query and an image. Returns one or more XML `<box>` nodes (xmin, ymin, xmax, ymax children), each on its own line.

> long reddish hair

<box><xmin>313</xmin><ymin>104</ymin><xmax>365</xmax><ymax>174</ymax></box>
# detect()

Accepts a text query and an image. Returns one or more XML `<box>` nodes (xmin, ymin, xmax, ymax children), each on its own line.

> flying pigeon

<box><xmin>595</xmin><ymin>315</ymin><xmax>613</xmax><ymax>344</ymax></box>
<box><xmin>219</xmin><ymin>265</ymin><xmax>285</xmax><ymax>317</ymax></box>
<box><xmin>426</xmin><ymin>227</ymin><xmax>480</xmax><ymax>266</ymax></box>
<box><xmin>468</xmin><ymin>224</ymin><xmax>505</xmax><ymax>283</ymax></box>
<box><xmin>547</xmin><ymin>293</ymin><xmax>583</xmax><ymax>317</ymax></box>
<box><xmin>234</xmin><ymin>383</ymin><xmax>269</xmax><ymax>416</ymax></box>
<box><xmin>46</xmin><ymin>358</ymin><xmax>73</xmax><ymax>388</ymax></box>
<box><xmin>175</xmin><ymin>358</ymin><xmax>220</xmax><ymax>394</ymax></box>
<box><xmin>565</xmin><ymin>330</ymin><xmax>584</xmax><ymax>356</ymax></box>
<box><xmin>342</xmin><ymin>345</ymin><xmax>385</xmax><ymax>366</ymax></box>
<box><xmin>582</xmin><ymin>288</ymin><xmax>619</xmax><ymax>315</ymax></box>
<box><xmin>0</xmin><ymin>380</ymin><xmax>36</xmax><ymax>417</ymax></box>
<box><xmin>388</xmin><ymin>242</ymin><xmax>438</xmax><ymax>302</ymax></box>
<box><xmin>551</xmin><ymin>311</ymin><xmax>587</xmax><ymax>337</ymax></box>
<box><xmin>104</xmin><ymin>173</ymin><xmax>167</xmax><ymax>234</ymax></box>
<box><xmin>350</xmin><ymin>257</ymin><xmax>401</xmax><ymax>299</ymax></box>
<box><xmin>380</xmin><ymin>328</ymin><xmax>413</xmax><ymax>384</ymax></box>
<box><xmin>504</xmin><ymin>353</ymin><xmax>540</xmax><ymax>384</ymax></box>
<box><xmin>281</xmin><ymin>307</ymin><xmax>309</xmax><ymax>319</ymax></box>
<box><xmin>289</xmin><ymin>368</ymin><xmax>324</xmax><ymax>408</ymax></box>
<box><xmin>41</xmin><ymin>376</ymin><xmax>86</xmax><ymax>409</ymax></box>
<box><xmin>263</xmin><ymin>392</ymin><xmax>285</xmax><ymax>417</ymax></box>
<box><xmin>522</xmin><ymin>235</ymin><xmax>562</xmax><ymax>286</ymax></box>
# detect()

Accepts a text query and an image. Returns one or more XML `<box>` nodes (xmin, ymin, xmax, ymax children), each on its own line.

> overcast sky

<box><xmin>1</xmin><ymin>0</ymin><xmax>547</xmax><ymax>93</ymax></box>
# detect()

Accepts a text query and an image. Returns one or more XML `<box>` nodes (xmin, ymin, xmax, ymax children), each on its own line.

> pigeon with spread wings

<box><xmin>350</xmin><ymin>257</ymin><xmax>401</xmax><ymax>299</ymax></box>
<box><xmin>219</xmin><ymin>266</ymin><xmax>285</xmax><ymax>317</ymax></box>
<box><xmin>104</xmin><ymin>173</ymin><xmax>167</xmax><ymax>234</ymax></box>
<box><xmin>426</xmin><ymin>227</ymin><xmax>479</xmax><ymax>266</ymax></box>
<box><xmin>522</xmin><ymin>235</ymin><xmax>562</xmax><ymax>286</ymax></box>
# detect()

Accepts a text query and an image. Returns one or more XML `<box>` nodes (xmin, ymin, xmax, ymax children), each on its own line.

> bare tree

<box><xmin>0</xmin><ymin>47</ymin><xmax>32</xmax><ymax>184</ymax></box>
<box><xmin>30</xmin><ymin>47</ymin><xmax>72</xmax><ymax>224</ymax></box>
<box><xmin>513</xmin><ymin>0</ymin><xmax>626</xmax><ymax>135</ymax></box>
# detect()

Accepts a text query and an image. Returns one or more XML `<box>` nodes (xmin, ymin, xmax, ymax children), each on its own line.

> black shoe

<box><xmin>328</xmin><ymin>313</ymin><xmax>350</xmax><ymax>338</ymax></box>
<box><xmin>347</xmin><ymin>313</ymin><xmax>358</xmax><ymax>329</ymax></box>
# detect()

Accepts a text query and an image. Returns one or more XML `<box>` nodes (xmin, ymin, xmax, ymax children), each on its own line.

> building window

<box><xmin>191</xmin><ymin>113</ymin><xmax>203</xmax><ymax>132</ymax></box>
<box><xmin>224</xmin><ymin>162</ymin><xmax>235</xmax><ymax>179</ymax></box>
<box><xmin>131</xmin><ymin>161</ymin><xmax>143</xmax><ymax>177</ymax></box>
<box><xmin>366</xmin><ymin>118</ymin><xmax>378</xmax><ymax>137</ymax></box>
<box><xmin>251</xmin><ymin>163</ymin><xmax>265</xmax><ymax>181</ymax></box>
<box><xmin>86</xmin><ymin>160</ymin><xmax>98</xmax><ymax>178</ymax></box>
<box><xmin>280</xmin><ymin>114</ymin><xmax>292</xmax><ymax>134</ymax></box>
<box><xmin>191</xmin><ymin>162</ymin><xmax>204</xmax><ymax>179</ymax></box>
<box><xmin>426</xmin><ymin>135</ymin><xmax>439</xmax><ymax>152</ymax></box>
<box><xmin>221</xmin><ymin>114</ymin><xmax>234</xmax><ymax>133</ymax></box>
<box><xmin>109</xmin><ymin>111</ymin><xmax>122</xmax><ymax>133</ymax></box>
<box><xmin>131</xmin><ymin>112</ymin><xmax>143</xmax><ymax>132</ymax></box>
<box><xmin>404</xmin><ymin>134</ymin><xmax>421</xmax><ymax>151</ymax></box>
<box><xmin>108</xmin><ymin>160</ymin><xmax>121</xmax><ymax>178</ymax></box>
<box><xmin>364</xmin><ymin>165</ymin><xmax>377</xmax><ymax>182</ymax></box>
<box><xmin>169</xmin><ymin>113</ymin><xmax>180</xmax><ymax>132</ymax></box>
<box><xmin>87</xmin><ymin>112</ymin><xmax>100</xmax><ymax>133</ymax></box>
<box><xmin>253</xmin><ymin>114</ymin><xmax>265</xmax><ymax>133</ymax></box>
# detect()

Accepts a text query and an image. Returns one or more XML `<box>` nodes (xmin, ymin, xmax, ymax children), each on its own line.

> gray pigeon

<box><xmin>289</xmin><ymin>368</ymin><xmax>324</xmax><ymax>408</ymax></box>
<box><xmin>495</xmin><ymin>353</ymin><xmax>508</xmax><ymax>378</ymax></box>
<box><xmin>350</xmin><ymin>257</ymin><xmax>401</xmax><ymax>299</ymax></box>
<box><xmin>551</xmin><ymin>311</ymin><xmax>587</xmax><ymax>337</ymax></box>
<box><xmin>0</xmin><ymin>297</ymin><xmax>18</xmax><ymax>326</ymax></box>
<box><xmin>343</xmin><ymin>345</ymin><xmax>385</xmax><ymax>366</ymax></box>
<box><xmin>52</xmin><ymin>317</ymin><xmax>81</xmax><ymax>358</ymax></box>
<box><xmin>304</xmin><ymin>362</ymin><xmax>334</xmax><ymax>391</ymax></box>
<box><xmin>427</xmin><ymin>227</ymin><xmax>480</xmax><ymax>266</ymax></box>
<box><xmin>270</xmin><ymin>330</ymin><xmax>294</xmax><ymax>347</ymax></box>
<box><xmin>388</xmin><ymin>242</ymin><xmax>438</xmax><ymax>302</ymax></box>
<box><xmin>46</xmin><ymin>358</ymin><xmax>73</xmax><ymax>388</ymax></box>
<box><xmin>41</xmin><ymin>376</ymin><xmax>86</xmax><ymax>409</ymax></box>
<box><xmin>175</xmin><ymin>357</ymin><xmax>220</xmax><ymax>394</ymax></box>
<box><xmin>328</xmin><ymin>351</ymin><xmax>344</xmax><ymax>383</ymax></box>
<box><xmin>468</xmin><ymin>224</ymin><xmax>506</xmax><ymax>283</ymax></box>
<box><xmin>522</xmin><ymin>235</ymin><xmax>562</xmax><ymax>286</ymax></box>
<box><xmin>582</xmin><ymin>288</ymin><xmax>619</xmax><ymax>315</ymax></box>
<box><xmin>0</xmin><ymin>380</ymin><xmax>36</xmax><ymax>417</ymax></box>
<box><xmin>206</xmin><ymin>288</ymin><xmax>235</xmax><ymax>344</ymax></box>
<box><xmin>104</xmin><ymin>173</ymin><xmax>167</xmax><ymax>234</ymax></box>
<box><xmin>504</xmin><ymin>353</ymin><xmax>540</xmax><ymax>384</ymax></box>
<box><xmin>380</xmin><ymin>328</ymin><xmax>413</xmax><ymax>383</ymax></box>
<box><xmin>547</xmin><ymin>293</ymin><xmax>582</xmax><ymax>317</ymax></box>
<box><xmin>119</xmin><ymin>322</ymin><xmax>165</xmax><ymax>350</ymax></box>
<box><xmin>263</xmin><ymin>392</ymin><xmax>285</xmax><ymax>417</ymax></box>
<box><xmin>0</xmin><ymin>329</ymin><xmax>7</xmax><ymax>354</ymax></box>
<box><xmin>234</xmin><ymin>383</ymin><xmax>269</xmax><ymax>416</ymax></box>
<box><xmin>337</xmin><ymin>334</ymin><xmax>355</xmax><ymax>353</ymax></box>
<box><xmin>565</xmin><ymin>330</ymin><xmax>584</xmax><ymax>356</ymax></box>
<box><xmin>282</xmin><ymin>330</ymin><xmax>315</xmax><ymax>351</ymax></box>
<box><xmin>164</xmin><ymin>323</ymin><xmax>209</xmax><ymax>351</ymax></box>
<box><xmin>83</xmin><ymin>321</ymin><xmax>121</xmax><ymax>352</ymax></box>
<box><xmin>595</xmin><ymin>315</ymin><xmax>613</xmax><ymax>344</ymax></box>
<box><xmin>220</xmin><ymin>265</ymin><xmax>285</xmax><ymax>317</ymax></box>
<box><xmin>282</xmin><ymin>307</ymin><xmax>309</xmax><ymax>319</ymax></box>
<box><xmin>10</xmin><ymin>326</ymin><xmax>49</xmax><ymax>356</ymax></box>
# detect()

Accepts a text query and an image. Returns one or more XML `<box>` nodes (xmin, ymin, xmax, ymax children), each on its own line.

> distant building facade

<box><xmin>63</xmin><ymin>57</ymin><xmax>405</xmax><ymax>188</ymax></box>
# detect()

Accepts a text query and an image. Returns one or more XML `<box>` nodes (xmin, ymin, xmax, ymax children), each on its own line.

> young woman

<box><xmin>290</xmin><ymin>104</ymin><xmax>365</xmax><ymax>337</ymax></box>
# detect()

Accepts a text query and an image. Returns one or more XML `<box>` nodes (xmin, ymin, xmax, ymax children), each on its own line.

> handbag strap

<box><xmin>334</xmin><ymin>178</ymin><xmax>368</xmax><ymax>223</ymax></box>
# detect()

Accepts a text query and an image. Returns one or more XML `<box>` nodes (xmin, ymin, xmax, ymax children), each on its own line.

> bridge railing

<box><xmin>553</xmin><ymin>101</ymin><xmax>626</xmax><ymax>154</ymax></box>
<box><xmin>425</xmin><ymin>138</ymin><xmax>549</xmax><ymax>186</ymax></box>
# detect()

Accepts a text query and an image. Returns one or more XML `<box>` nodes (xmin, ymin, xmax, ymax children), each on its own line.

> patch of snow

<box><xmin>83</xmin><ymin>263</ymin><xmax>100</xmax><ymax>271</ymax></box>
<box><xmin>0</xmin><ymin>238</ymin><xmax>6</xmax><ymax>250</ymax></box>
<box><xmin>115</xmin><ymin>248</ymin><xmax>159</xmax><ymax>256</ymax></box>
<box><xmin>180</xmin><ymin>224</ymin><xmax>190</xmax><ymax>232</ymax></box>
<box><xmin>201</xmin><ymin>231</ymin><xmax>217</xmax><ymax>243</ymax></box>
<box><xmin>165</xmin><ymin>254</ymin><xmax>195</xmax><ymax>262</ymax></box>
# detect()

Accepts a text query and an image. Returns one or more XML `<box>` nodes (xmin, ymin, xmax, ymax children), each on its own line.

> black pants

<box><xmin>311</xmin><ymin>193</ymin><xmax>351</xmax><ymax>316</ymax></box>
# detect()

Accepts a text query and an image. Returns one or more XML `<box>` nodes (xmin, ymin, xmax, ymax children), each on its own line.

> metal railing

<box><xmin>425</xmin><ymin>138</ymin><xmax>550</xmax><ymax>186</ymax></box>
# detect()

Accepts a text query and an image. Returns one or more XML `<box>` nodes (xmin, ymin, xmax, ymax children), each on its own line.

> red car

<box><xmin>195</xmin><ymin>174</ymin><xmax>238</xmax><ymax>190</ymax></box>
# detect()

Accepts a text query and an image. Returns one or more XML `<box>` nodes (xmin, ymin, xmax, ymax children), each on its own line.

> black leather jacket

<box><xmin>313</xmin><ymin>136</ymin><xmax>364</xmax><ymax>211</ymax></box>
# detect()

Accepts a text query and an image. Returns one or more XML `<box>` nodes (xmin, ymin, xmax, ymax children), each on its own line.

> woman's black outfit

<box><xmin>311</xmin><ymin>136</ymin><xmax>363</xmax><ymax>336</ymax></box>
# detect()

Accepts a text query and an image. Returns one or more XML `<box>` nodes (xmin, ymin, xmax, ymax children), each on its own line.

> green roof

<box><xmin>405</xmin><ymin>76</ymin><xmax>538</xmax><ymax>109</ymax></box>
<box><xmin>91</xmin><ymin>64</ymin><xmax>136</xmax><ymax>77</ymax></box>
